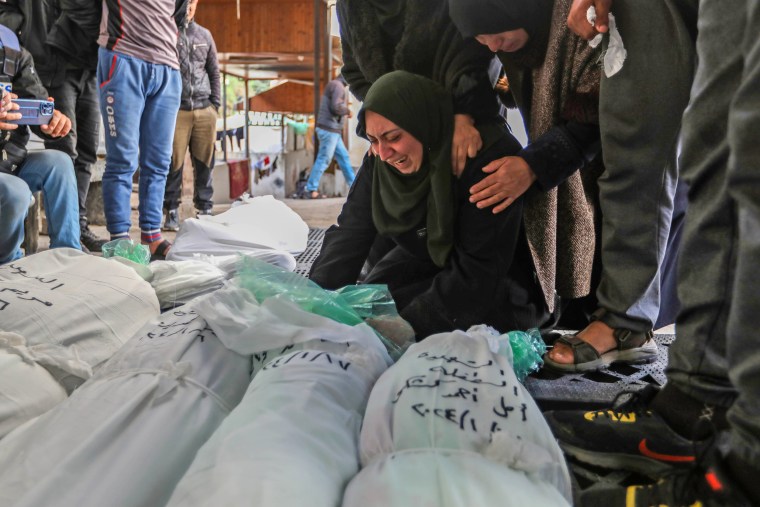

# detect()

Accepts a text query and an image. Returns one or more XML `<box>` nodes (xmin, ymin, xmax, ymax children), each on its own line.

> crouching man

<box><xmin>0</xmin><ymin>25</ymin><xmax>79</xmax><ymax>263</ymax></box>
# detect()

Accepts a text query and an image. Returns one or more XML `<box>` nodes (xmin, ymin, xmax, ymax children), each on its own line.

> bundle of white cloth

<box><xmin>343</xmin><ymin>328</ymin><xmax>573</xmax><ymax>507</ymax></box>
<box><xmin>0</xmin><ymin>301</ymin><xmax>250</xmax><ymax>507</ymax></box>
<box><xmin>0</xmin><ymin>249</ymin><xmax>159</xmax><ymax>438</ymax></box>
<box><xmin>166</xmin><ymin>287</ymin><xmax>392</xmax><ymax>507</ymax></box>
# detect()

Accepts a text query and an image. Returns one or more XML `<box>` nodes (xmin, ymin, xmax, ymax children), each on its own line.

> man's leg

<box><xmin>188</xmin><ymin>105</ymin><xmax>217</xmax><ymax>212</ymax></box>
<box><xmin>15</xmin><ymin>151</ymin><xmax>81</xmax><ymax>250</ymax></box>
<box><xmin>97</xmin><ymin>48</ymin><xmax>146</xmax><ymax>239</ymax></box>
<box><xmin>46</xmin><ymin>69</ymin><xmax>105</xmax><ymax>250</ymax></box>
<box><xmin>305</xmin><ymin>128</ymin><xmax>340</xmax><ymax>194</ymax></box>
<box><xmin>332</xmin><ymin>135</ymin><xmax>356</xmax><ymax>188</ymax></box>
<box><xmin>723</xmin><ymin>0</ymin><xmax>760</xmax><ymax>498</ymax></box>
<box><xmin>547</xmin><ymin>0</ymin><xmax>698</xmax><ymax>367</ymax></box>
<box><xmin>165</xmin><ymin>109</ymin><xmax>192</xmax><ymax>212</ymax></box>
<box><xmin>545</xmin><ymin>0</ymin><xmax>748</xmax><ymax>475</ymax></box>
<box><xmin>0</xmin><ymin>173</ymin><xmax>32</xmax><ymax>263</ymax></box>
<box><xmin>137</xmin><ymin>63</ymin><xmax>181</xmax><ymax>247</ymax></box>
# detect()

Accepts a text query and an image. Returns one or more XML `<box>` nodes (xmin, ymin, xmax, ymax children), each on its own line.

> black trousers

<box><xmin>45</xmin><ymin>68</ymin><xmax>101</xmax><ymax>227</ymax></box>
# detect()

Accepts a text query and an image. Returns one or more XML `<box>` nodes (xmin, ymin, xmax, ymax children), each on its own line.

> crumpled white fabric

<box><xmin>0</xmin><ymin>333</ymin><xmax>69</xmax><ymax>439</ymax></box>
<box><xmin>167</xmin><ymin>195</ymin><xmax>308</xmax><ymax>260</ymax></box>
<box><xmin>0</xmin><ymin>248</ymin><xmax>160</xmax><ymax>392</ymax></box>
<box><xmin>147</xmin><ymin>259</ymin><xmax>226</xmax><ymax>309</ymax></box>
<box><xmin>588</xmin><ymin>6</ymin><xmax>627</xmax><ymax>77</ymax></box>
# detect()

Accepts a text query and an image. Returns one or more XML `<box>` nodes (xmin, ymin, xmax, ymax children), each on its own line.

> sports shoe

<box><xmin>580</xmin><ymin>444</ymin><xmax>755</xmax><ymax>507</ymax></box>
<box><xmin>545</xmin><ymin>386</ymin><xmax>699</xmax><ymax>476</ymax></box>
<box><xmin>162</xmin><ymin>209</ymin><xmax>180</xmax><ymax>231</ymax></box>
<box><xmin>196</xmin><ymin>208</ymin><xmax>213</xmax><ymax>217</ymax></box>
<box><xmin>80</xmin><ymin>224</ymin><xmax>107</xmax><ymax>253</ymax></box>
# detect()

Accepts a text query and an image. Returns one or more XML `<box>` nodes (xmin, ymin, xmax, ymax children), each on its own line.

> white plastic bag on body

<box><xmin>0</xmin><ymin>303</ymin><xmax>250</xmax><ymax>507</ymax></box>
<box><xmin>167</xmin><ymin>291</ymin><xmax>392</xmax><ymax>507</ymax></box>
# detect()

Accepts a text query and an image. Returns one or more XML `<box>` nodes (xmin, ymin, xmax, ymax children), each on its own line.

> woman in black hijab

<box><xmin>309</xmin><ymin>71</ymin><xmax>545</xmax><ymax>340</ymax></box>
<box><xmin>337</xmin><ymin>0</ymin><xmax>503</xmax><ymax>175</ymax></box>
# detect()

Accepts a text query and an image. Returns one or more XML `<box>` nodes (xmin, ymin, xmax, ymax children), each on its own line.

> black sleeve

<box><xmin>0</xmin><ymin>0</ymin><xmax>24</xmax><ymax>33</ymax></box>
<box><xmin>337</xmin><ymin>3</ymin><xmax>371</xmax><ymax>103</ymax></box>
<box><xmin>309</xmin><ymin>156</ymin><xmax>378</xmax><ymax>289</ymax></box>
<box><xmin>519</xmin><ymin>120</ymin><xmax>601</xmax><ymax>192</ymax></box>
<box><xmin>399</xmin><ymin>137</ymin><xmax>526</xmax><ymax>337</ymax></box>
<box><xmin>205</xmin><ymin>30</ymin><xmax>221</xmax><ymax>109</ymax></box>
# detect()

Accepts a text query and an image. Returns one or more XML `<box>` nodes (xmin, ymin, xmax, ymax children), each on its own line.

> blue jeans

<box><xmin>306</xmin><ymin>127</ymin><xmax>355</xmax><ymax>192</ymax></box>
<box><xmin>97</xmin><ymin>48</ymin><xmax>181</xmax><ymax>238</ymax></box>
<box><xmin>0</xmin><ymin>151</ymin><xmax>81</xmax><ymax>263</ymax></box>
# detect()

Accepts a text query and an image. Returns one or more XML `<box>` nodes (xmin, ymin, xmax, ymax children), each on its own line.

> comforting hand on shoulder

<box><xmin>451</xmin><ymin>114</ymin><xmax>482</xmax><ymax>177</ymax></box>
<box><xmin>469</xmin><ymin>156</ymin><xmax>537</xmax><ymax>214</ymax></box>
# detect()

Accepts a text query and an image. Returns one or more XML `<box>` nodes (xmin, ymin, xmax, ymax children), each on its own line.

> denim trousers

<box><xmin>97</xmin><ymin>48</ymin><xmax>181</xmax><ymax>238</ymax></box>
<box><xmin>306</xmin><ymin>127</ymin><xmax>355</xmax><ymax>192</ymax></box>
<box><xmin>45</xmin><ymin>68</ymin><xmax>101</xmax><ymax>226</ymax></box>
<box><xmin>0</xmin><ymin>151</ymin><xmax>81</xmax><ymax>263</ymax></box>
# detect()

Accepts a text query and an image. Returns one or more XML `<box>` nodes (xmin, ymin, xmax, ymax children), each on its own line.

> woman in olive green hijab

<box><xmin>310</xmin><ymin>71</ymin><xmax>545</xmax><ymax>340</ymax></box>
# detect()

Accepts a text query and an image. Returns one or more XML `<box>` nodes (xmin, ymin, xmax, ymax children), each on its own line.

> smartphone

<box><xmin>6</xmin><ymin>98</ymin><xmax>54</xmax><ymax>125</ymax></box>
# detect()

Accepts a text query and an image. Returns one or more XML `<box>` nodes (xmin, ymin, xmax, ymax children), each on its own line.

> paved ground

<box><xmin>34</xmin><ymin>194</ymin><xmax>345</xmax><ymax>253</ymax></box>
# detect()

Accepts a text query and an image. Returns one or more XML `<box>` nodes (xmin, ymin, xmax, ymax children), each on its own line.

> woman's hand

<box><xmin>452</xmin><ymin>114</ymin><xmax>482</xmax><ymax>177</ymax></box>
<box><xmin>567</xmin><ymin>0</ymin><xmax>612</xmax><ymax>39</ymax></box>
<box><xmin>40</xmin><ymin>99</ymin><xmax>72</xmax><ymax>138</ymax></box>
<box><xmin>0</xmin><ymin>92</ymin><xmax>21</xmax><ymax>130</ymax></box>
<box><xmin>469</xmin><ymin>156</ymin><xmax>536</xmax><ymax>214</ymax></box>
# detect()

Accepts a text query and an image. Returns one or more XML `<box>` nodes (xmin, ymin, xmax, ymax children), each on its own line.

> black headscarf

<box><xmin>359</xmin><ymin>71</ymin><xmax>455</xmax><ymax>268</ymax></box>
<box><xmin>448</xmin><ymin>0</ymin><xmax>554</xmax><ymax>66</ymax></box>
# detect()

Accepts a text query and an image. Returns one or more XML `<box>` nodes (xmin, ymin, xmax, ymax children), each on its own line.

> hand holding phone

<box><xmin>0</xmin><ymin>90</ymin><xmax>22</xmax><ymax>130</ymax></box>
<box><xmin>40</xmin><ymin>106</ymin><xmax>72</xmax><ymax>138</ymax></box>
<box><xmin>6</xmin><ymin>97</ymin><xmax>55</xmax><ymax>126</ymax></box>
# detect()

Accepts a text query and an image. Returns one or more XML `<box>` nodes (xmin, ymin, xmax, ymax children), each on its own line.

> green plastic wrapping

<box><xmin>507</xmin><ymin>328</ymin><xmax>547</xmax><ymax>383</ymax></box>
<box><xmin>237</xmin><ymin>257</ymin><xmax>406</xmax><ymax>358</ymax></box>
<box><xmin>101</xmin><ymin>239</ymin><xmax>151</xmax><ymax>265</ymax></box>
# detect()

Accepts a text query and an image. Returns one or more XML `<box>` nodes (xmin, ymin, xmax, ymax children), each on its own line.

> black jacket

<box><xmin>309</xmin><ymin>131</ymin><xmax>545</xmax><ymax>338</ymax></box>
<box><xmin>337</xmin><ymin>0</ymin><xmax>500</xmax><ymax>123</ymax></box>
<box><xmin>178</xmin><ymin>20</ymin><xmax>221</xmax><ymax>111</ymax></box>
<box><xmin>0</xmin><ymin>48</ymin><xmax>56</xmax><ymax>175</ymax></box>
<box><xmin>0</xmin><ymin>0</ymin><xmax>101</xmax><ymax>88</ymax></box>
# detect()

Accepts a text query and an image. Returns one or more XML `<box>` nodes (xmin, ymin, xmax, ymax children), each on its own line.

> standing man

<box><xmin>304</xmin><ymin>75</ymin><xmax>355</xmax><ymax>199</ymax></box>
<box><xmin>97</xmin><ymin>0</ymin><xmax>187</xmax><ymax>260</ymax></box>
<box><xmin>162</xmin><ymin>0</ymin><xmax>220</xmax><ymax>232</ymax></box>
<box><xmin>0</xmin><ymin>0</ymin><xmax>108</xmax><ymax>252</ymax></box>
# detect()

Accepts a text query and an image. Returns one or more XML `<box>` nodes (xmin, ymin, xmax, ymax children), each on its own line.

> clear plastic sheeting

<box><xmin>354</xmin><ymin>329</ymin><xmax>572</xmax><ymax>504</ymax></box>
<box><xmin>0</xmin><ymin>248</ymin><xmax>160</xmax><ymax>392</ymax></box>
<box><xmin>236</xmin><ymin>257</ymin><xmax>409</xmax><ymax>358</ymax></box>
<box><xmin>167</xmin><ymin>299</ymin><xmax>390</xmax><ymax>507</ymax></box>
<box><xmin>101</xmin><ymin>239</ymin><xmax>151</xmax><ymax>265</ymax></box>
<box><xmin>0</xmin><ymin>306</ymin><xmax>251</xmax><ymax>507</ymax></box>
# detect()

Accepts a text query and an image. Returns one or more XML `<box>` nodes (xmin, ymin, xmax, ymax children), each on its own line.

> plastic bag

<box><xmin>237</xmin><ymin>257</ymin><xmax>406</xmax><ymax>358</ymax></box>
<box><xmin>101</xmin><ymin>239</ymin><xmax>151</xmax><ymax>265</ymax></box>
<box><xmin>507</xmin><ymin>328</ymin><xmax>546</xmax><ymax>382</ymax></box>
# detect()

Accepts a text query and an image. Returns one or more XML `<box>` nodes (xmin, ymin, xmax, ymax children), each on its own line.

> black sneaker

<box><xmin>580</xmin><ymin>444</ymin><xmax>754</xmax><ymax>507</ymax></box>
<box><xmin>162</xmin><ymin>209</ymin><xmax>180</xmax><ymax>231</ymax></box>
<box><xmin>80</xmin><ymin>225</ymin><xmax>107</xmax><ymax>253</ymax></box>
<box><xmin>545</xmin><ymin>386</ymin><xmax>698</xmax><ymax>476</ymax></box>
<box><xmin>196</xmin><ymin>208</ymin><xmax>213</xmax><ymax>218</ymax></box>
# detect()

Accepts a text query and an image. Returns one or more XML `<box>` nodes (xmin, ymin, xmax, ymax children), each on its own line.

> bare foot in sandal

<box><xmin>547</xmin><ymin>320</ymin><xmax>617</xmax><ymax>365</ymax></box>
